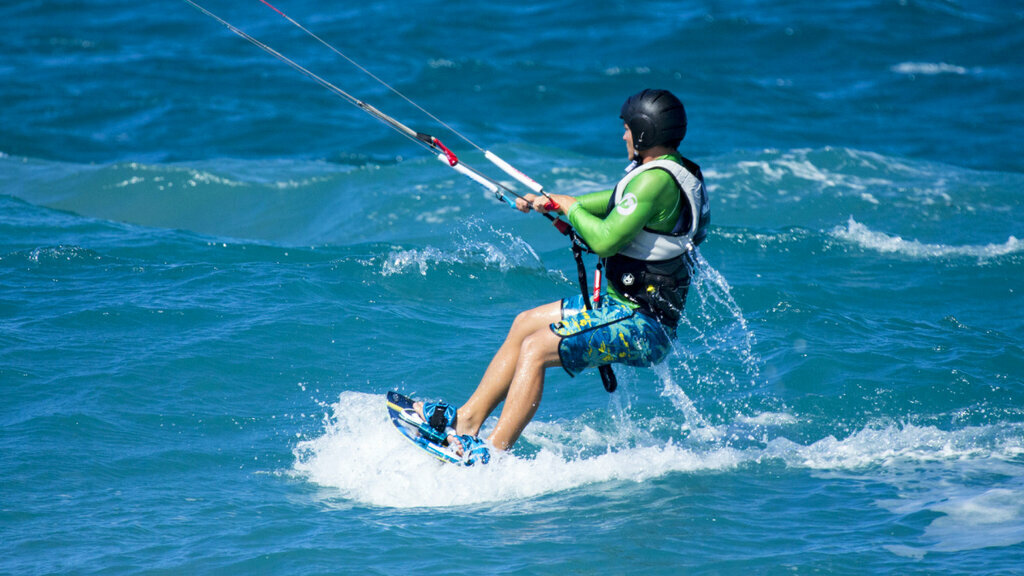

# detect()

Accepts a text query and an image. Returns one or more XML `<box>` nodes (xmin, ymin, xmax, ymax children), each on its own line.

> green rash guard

<box><xmin>566</xmin><ymin>154</ymin><xmax>683</xmax><ymax>257</ymax></box>
<box><xmin>565</xmin><ymin>154</ymin><xmax>685</xmax><ymax>307</ymax></box>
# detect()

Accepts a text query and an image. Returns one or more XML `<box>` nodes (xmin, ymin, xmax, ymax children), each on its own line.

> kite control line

<box><xmin>184</xmin><ymin>0</ymin><xmax>616</xmax><ymax>392</ymax></box>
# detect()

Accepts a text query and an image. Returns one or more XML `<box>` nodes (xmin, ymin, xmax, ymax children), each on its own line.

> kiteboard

<box><xmin>386</xmin><ymin>391</ymin><xmax>462</xmax><ymax>465</ymax></box>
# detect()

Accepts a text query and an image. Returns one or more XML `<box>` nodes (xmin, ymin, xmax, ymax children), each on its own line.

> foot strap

<box><xmin>423</xmin><ymin>401</ymin><xmax>458</xmax><ymax>435</ymax></box>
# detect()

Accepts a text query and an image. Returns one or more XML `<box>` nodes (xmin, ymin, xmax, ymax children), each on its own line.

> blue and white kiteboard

<box><xmin>386</xmin><ymin>391</ymin><xmax>461</xmax><ymax>465</ymax></box>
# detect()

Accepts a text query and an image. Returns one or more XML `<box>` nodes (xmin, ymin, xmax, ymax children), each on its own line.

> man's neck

<box><xmin>638</xmin><ymin>146</ymin><xmax>677</xmax><ymax>164</ymax></box>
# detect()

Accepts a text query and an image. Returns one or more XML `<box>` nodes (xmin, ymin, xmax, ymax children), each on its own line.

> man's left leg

<box><xmin>486</xmin><ymin>326</ymin><xmax>563</xmax><ymax>450</ymax></box>
<box><xmin>456</xmin><ymin>301</ymin><xmax>562</xmax><ymax>437</ymax></box>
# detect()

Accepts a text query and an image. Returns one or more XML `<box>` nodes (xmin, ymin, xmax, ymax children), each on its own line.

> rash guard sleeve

<box><xmin>567</xmin><ymin>169</ymin><xmax>676</xmax><ymax>258</ymax></box>
<box><xmin>572</xmin><ymin>189</ymin><xmax>614</xmax><ymax>217</ymax></box>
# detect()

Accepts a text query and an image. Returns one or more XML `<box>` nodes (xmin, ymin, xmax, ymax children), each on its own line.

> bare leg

<box><xmin>456</xmin><ymin>301</ymin><xmax>562</xmax><ymax>437</ymax></box>
<box><xmin>486</xmin><ymin>326</ymin><xmax>563</xmax><ymax>450</ymax></box>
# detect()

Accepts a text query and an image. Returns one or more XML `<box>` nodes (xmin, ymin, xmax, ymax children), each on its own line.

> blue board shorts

<box><xmin>551</xmin><ymin>294</ymin><xmax>675</xmax><ymax>377</ymax></box>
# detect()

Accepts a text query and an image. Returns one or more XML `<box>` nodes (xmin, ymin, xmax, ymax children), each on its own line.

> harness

<box><xmin>566</xmin><ymin>229</ymin><xmax>619</xmax><ymax>392</ymax></box>
<box><xmin>603</xmin><ymin>156</ymin><xmax>710</xmax><ymax>326</ymax></box>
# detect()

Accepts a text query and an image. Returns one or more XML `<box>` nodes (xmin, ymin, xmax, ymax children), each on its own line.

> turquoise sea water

<box><xmin>3</xmin><ymin>1</ymin><xmax>1023</xmax><ymax>574</ymax></box>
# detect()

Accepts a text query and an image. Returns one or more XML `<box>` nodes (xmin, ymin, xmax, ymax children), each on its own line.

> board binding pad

<box><xmin>386</xmin><ymin>391</ymin><xmax>466</xmax><ymax>465</ymax></box>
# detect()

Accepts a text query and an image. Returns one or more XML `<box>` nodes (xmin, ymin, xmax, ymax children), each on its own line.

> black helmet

<box><xmin>620</xmin><ymin>89</ymin><xmax>687</xmax><ymax>152</ymax></box>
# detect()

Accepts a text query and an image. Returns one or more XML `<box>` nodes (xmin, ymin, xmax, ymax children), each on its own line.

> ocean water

<box><xmin>2</xmin><ymin>1</ymin><xmax>1023</xmax><ymax>574</ymax></box>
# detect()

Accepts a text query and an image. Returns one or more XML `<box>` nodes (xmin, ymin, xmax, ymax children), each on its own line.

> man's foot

<box><xmin>449</xmin><ymin>434</ymin><xmax>490</xmax><ymax>466</ymax></box>
<box><xmin>414</xmin><ymin>401</ymin><xmax>489</xmax><ymax>464</ymax></box>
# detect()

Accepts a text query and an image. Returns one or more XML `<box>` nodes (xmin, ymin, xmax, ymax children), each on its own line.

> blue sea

<box><xmin>3</xmin><ymin>1</ymin><xmax>1023</xmax><ymax>574</ymax></box>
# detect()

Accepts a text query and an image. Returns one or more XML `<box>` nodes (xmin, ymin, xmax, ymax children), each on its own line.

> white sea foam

<box><xmin>900</xmin><ymin>486</ymin><xmax>1024</xmax><ymax>555</ymax></box>
<box><xmin>380</xmin><ymin>220</ymin><xmax>544</xmax><ymax>276</ymax></box>
<box><xmin>603</xmin><ymin>66</ymin><xmax>651</xmax><ymax>76</ymax></box>
<box><xmin>891</xmin><ymin>62</ymin><xmax>973</xmax><ymax>76</ymax></box>
<box><xmin>293</xmin><ymin>393</ymin><xmax>1024</xmax><ymax>560</ymax></box>
<box><xmin>379</xmin><ymin>242</ymin><xmax>531</xmax><ymax>276</ymax></box>
<box><xmin>117</xmin><ymin>162</ymin><xmax>249</xmax><ymax>188</ymax></box>
<box><xmin>831</xmin><ymin>217</ymin><xmax>1022</xmax><ymax>259</ymax></box>
<box><xmin>735</xmin><ymin>411</ymin><xmax>798</xmax><ymax>427</ymax></box>
<box><xmin>291</xmin><ymin>391</ymin><xmax>746</xmax><ymax>508</ymax></box>
<box><xmin>714</xmin><ymin>148</ymin><xmax>909</xmax><ymax>204</ymax></box>
<box><xmin>26</xmin><ymin>245</ymin><xmax>100</xmax><ymax>264</ymax></box>
<box><xmin>765</xmin><ymin>422</ymin><xmax>1019</xmax><ymax>470</ymax></box>
<box><xmin>427</xmin><ymin>58</ymin><xmax>457</xmax><ymax>69</ymax></box>
<box><xmin>415</xmin><ymin>205</ymin><xmax>462</xmax><ymax>224</ymax></box>
<box><xmin>294</xmin><ymin>391</ymin><xmax>1024</xmax><ymax>538</ymax></box>
<box><xmin>114</xmin><ymin>176</ymin><xmax>145</xmax><ymax>188</ymax></box>
<box><xmin>381</xmin><ymin>246</ymin><xmax>459</xmax><ymax>276</ymax></box>
<box><xmin>767</xmin><ymin>422</ymin><xmax>1024</xmax><ymax>555</ymax></box>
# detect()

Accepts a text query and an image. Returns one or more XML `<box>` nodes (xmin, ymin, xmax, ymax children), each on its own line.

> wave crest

<box><xmin>831</xmin><ymin>217</ymin><xmax>1022</xmax><ymax>260</ymax></box>
<box><xmin>890</xmin><ymin>62</ymin><xmax>975</xmax><ymax>76</ymax></box>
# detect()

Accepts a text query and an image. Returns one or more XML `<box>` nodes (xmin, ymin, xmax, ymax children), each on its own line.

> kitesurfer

<box><xmin>419</xmin><ymin>89</ymin><xmax>710</xmax><ymax>463</ymax></box>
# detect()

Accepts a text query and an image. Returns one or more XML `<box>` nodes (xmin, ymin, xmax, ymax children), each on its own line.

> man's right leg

<box><xmin>456</xmin><ymin>300</ymin><xmax>562</xmax><ymax>436</ymax></box>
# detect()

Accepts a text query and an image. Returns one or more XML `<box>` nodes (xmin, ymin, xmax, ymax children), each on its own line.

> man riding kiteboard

<box><xmin>417</xmin><ymin>88</ymin><xmax>711</xmax><ymax>464</ymax></box>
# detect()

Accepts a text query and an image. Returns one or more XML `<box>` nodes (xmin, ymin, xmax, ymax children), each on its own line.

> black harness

<box><xmin>604</xmin><ymin>252</ymin><xmax>694</xmax><ymax>327</ymax></box>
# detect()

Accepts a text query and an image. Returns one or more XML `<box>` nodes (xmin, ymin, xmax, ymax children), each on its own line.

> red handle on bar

<box><xmin>433</xmin><ymin>137</ymin><xmax>458</xmax><ymax>166</ymax></box>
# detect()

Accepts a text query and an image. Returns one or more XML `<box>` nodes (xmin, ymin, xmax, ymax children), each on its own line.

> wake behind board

<box><xmin>386</xmin><ymin>391</ymin><xmax>461</xmax><ymax>465</ymax></box>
